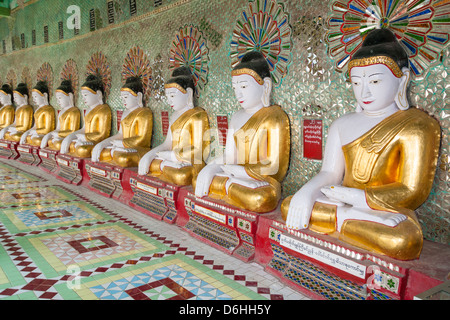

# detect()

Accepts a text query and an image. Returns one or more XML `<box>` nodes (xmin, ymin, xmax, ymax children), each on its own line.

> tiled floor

<box><xmin>0</xmin><ymin>158</ymin><xmax>309</xmax><ymax>301</ymax></box>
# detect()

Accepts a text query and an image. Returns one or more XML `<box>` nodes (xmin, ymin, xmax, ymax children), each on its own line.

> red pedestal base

<box><xmin>84</xmin><ymin>160</ymin><xmax>135</xmax><ymax>204</ymax></box>
<box><xmin>255</xmin><ymin>212</ymin><xmax>450</xmax><ymax>300</ymax></box>
<box><xmin>176</xmin><ymin>188</ymin><xmax>279</xmax><ymax>263</ymax></box>
<box><xmin>0</xmin><ymin>140</ymin><xmax>19</xmax><ymax>159</ymax></box>
<box><xmin>17</xmin><ymin>144</ymin><xmax>42</xmax><ymax>166</ymax></box>
<box><xmin>127</xmin><ymin>171</ymin><xmax>182</xmax><ymax>224</ymax></box>
<box><xmin>55</xmin><ymin>153</ymin><xmax>89</xmax><ymax>186</ymax></box>
<box><xmin>38</xmin><ymin>148</ymin><xmax>60</xmax><ymax>175</ymax></box>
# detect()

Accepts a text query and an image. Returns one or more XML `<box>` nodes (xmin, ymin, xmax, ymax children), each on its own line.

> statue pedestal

<box><xmin>128</xmin><ymin>171</ymin><xmax>182</xmax><ymax>224</ymax></box>
<box><xmin>17</xmin><ymin>144</ymin><xmax>41</xmax><ymax>166</ymax></box>
<box><xmin>256</xmin><ymin>212</ymin><xmax>450</xmax><ymax>300</ymax></box>
<box><xmin>176</xmin><ymin>189</ymin><xmax>279</xmax><ymax>263</ymax></box>
<box><xmin>84</xmin><ymin>160</ymin><xmax>134</xmax><ymax>204</ymax></box>
<box><xmin>0</xmin><ymin>140</ymin><xmax>19</xmax><ymax>159</ymax></box>
<box><xmin>38</xmin><ymin>148</ymin><xmax>60</xmax><ymax>174</ymax></box>
<box><xmin>55</xmin><ymin>154</ymin><xmax>89</xmax><ymax>186</ymax></box>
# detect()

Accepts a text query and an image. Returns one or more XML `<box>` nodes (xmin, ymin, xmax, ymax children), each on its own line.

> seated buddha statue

<box><xmin>194</xmin><ymin>51</ymin><xmax>290</xmax><ymax>213</ymax></box>
<box><xmin>137</xmin><ymin>67</ymin><xmax>210</xmax><ymax>186</ymax></box>
<box><xmin>91</xmin><ymin>76</ymin><xmax>153</xmax><ymax>168</ymax></box>
<box><xmin>1</xmin><ymin>83</ymin><xmax>34</xmax><ymax>142</ymax></box>
<box><xmin>40</xmin><ymin>80</ymin><xmax>81</xmax><ymax>151</ymax></box>
<box><xmin>0</xmin><ymin>84</ymin><xmax>15</xmax><ymax>131</ymax></box>
<box><xmin>282</xmin><ymin>29</ymin><xmax>441</xmax><ymax>260</ymax></box>
<box><xmin>60</xmin><ymin>74</ymin><xmax>112</xmax><ymax>158</ymax></box>
<box><xmin>19</xmin><ymin>81</ymin><xmax>56</xmax><ymax>146</ymax></box>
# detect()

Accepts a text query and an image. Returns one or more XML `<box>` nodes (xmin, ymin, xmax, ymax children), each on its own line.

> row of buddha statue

<box><xmin>0</xmin><ymin>29</ymin><xmax>441</xmax><ymax>260</ymax></box>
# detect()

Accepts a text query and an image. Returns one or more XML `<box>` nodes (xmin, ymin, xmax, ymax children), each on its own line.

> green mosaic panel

<box><xmin>0</xmin><ymin>0</ymin><xmax>448</xmax><ymax>244</ymax></box>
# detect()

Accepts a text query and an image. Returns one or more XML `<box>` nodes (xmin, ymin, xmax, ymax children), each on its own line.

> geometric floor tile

<box><xmin>0</xmin><ymin>157</ymin><xmax>309</xmax><ymax>301</ymax></box>
<box><xmin>56</xmin><ymin>255</ymin><xmax>266</xmax><ymax>300</ymax></box>
<box><xmin>0</xmin><ymin>185</ymin><xmax>78</xmax><ymax>207</ymax></box>
<box><xmin>0</xmin><ymin>201</ymin><xmax>115</xmax><ymax>233</ymax></box>
<box><xmin>0</xmin><ymin>171</ymin><xmax>42</xmax><ymax>186</ymax></box>
<box><xmin>15</xmin><ymin>222</ymin><xmax>170</xmax><ymax>278</ymax></box>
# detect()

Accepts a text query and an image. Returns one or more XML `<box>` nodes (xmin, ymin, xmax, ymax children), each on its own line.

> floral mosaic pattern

<box><xmin>230</xmin><ymin>0</ymin><xmax>292</xmax><ymax>86</ymax></box>
<box><xmin>326</xmin><ymin>0</ymin><xmax>450</xmax><ymax>79</ymax></box>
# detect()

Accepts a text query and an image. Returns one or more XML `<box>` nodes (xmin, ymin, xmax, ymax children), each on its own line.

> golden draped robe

<box><xmin>205</xmin><ymin>105</ymin><xmax>290</xmax><ymax>213</ymax></box>
<box><xmin>149</xmin><ymin>107</ymin><xmax>210</xmax><ymax>186</ymax></box>
<box><xmin>26</xmin><ymin>105</ymin><xmax>56</xmax><ymax>146</ymax></box>
<box><xmin>0</xmin><ymin>105</ymin><xmax>14</xmax><ymax>130</ymax></box>
<box><xmin>47</xmin><ymin>107</ymin><xmax>81</xmax><ymax>151</ymax></box>
<box><xmin>282</xmin><ymin>108</ymin><xmax>441</xmax><ymax>260</ymax></box>
<box><xmin>69</xmin><ymin>103</ymin><xmax>111</xmax><ymax>158</ymax></box>
<box><xmin>4</xmin><ymin>104</ymin><xmax>34</xmax><ymax>142</ymax></box>
<box><xmin>99</xmin><ymin>107</ymin><xmax>153</xmax><ymax>167</ymax></box>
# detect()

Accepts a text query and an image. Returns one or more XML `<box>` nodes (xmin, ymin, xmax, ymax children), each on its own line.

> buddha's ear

<box><xmin>68</xmin><ymin>92</ymin><xmax>75</xmax><ymax>106</ymax></box>
<box><xmin>395</xmin><ymin>67</ymin><xmax>410</xmax><ymax>110</ymax></box>
<box><xmin>186</xmin><ymin>87</ymin><xmax>194</xmax><ymax>108</ymax></box>
<box><xmin>96</xmin><ymin>90</ymin><xmax>104</xmax><ymax>102</ymax></box>
<box><xmin>137</xmin><ymin>92</ymin><xmax>144</xmax><ymax>107</ymax></box>
<box><xmin>262</xmin><ymin>77</ymin><xmax>272</xmax><ymax>107</ymax></box>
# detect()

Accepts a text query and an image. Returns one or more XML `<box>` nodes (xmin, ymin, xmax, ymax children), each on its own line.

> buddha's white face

<box><xmin>232</xmin><ymin>74</ymin><xmax>265</xmax><ymax>111</ymax></box>
<box><xmin>165</xmin><ymin>87</ymin><xmax>190</xmax><ymax>111</ymax></box>
<box><xmin>32</xmin><ymin>91</ymin><xmax>47</xmax><ymax>106</ymax></box>
<box><xmin>82</xmin><ymin>89</ymin><xmax>102</xmax><ymax>107</ymax></box>
<box><xmin>13</xmin><ymin>93</ymin><xmax>27</xmax><ymax>106</ymax></box>
<box><xmin>0</xmin><ymin>92</ymin><xmax>11</xmax><ymax>106</ymax></box>
<box><xmin>350</xmin><ymin>63</ymin><xmax>401</xmax><ymax>113</ymax></box>
<box><xmin>120</xmin><ymin>91</ymin><xmax>141</xmax><ymax>109</ymax></box>
<box><xmin>56</xmin><ymin>91</ymin><xmax>72</xmax><ymax>109</ymax></box>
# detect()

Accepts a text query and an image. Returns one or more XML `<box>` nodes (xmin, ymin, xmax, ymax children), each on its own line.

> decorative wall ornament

<box><xmin>36</xmin><ymin>62</ymin><xmax>54</xmax><ymax>98</ymax></box>
<box><xmin>326</xmin><ymin>0</ymin><xmax>450</xmax><ymax>79</ymax></box>
<box><xmin>60</xmin><ymin>59</ymin><xmax>79</xmax><ymax>104</ymax></box>
<box><xmin>122</xmin><ymin>46</ymin><xmax>153</xmax><ymax>102</ymax></box>
<box><xmin>6</xmin><ymin>69</ymin><xmax>17</xmax><ymax>89</ymax></box>
<box><xmin>169</xmin><ymin>25</ymin><xmax>210</xmax><ymax>92</ymax></box>
<box><xmin>85</xmin><ymin>51</ymin><xmax>112</xmax><ymax>99</ymax></box>
<box><xmin>21</xmin><ymin>66</ymin><xmax>33</xmax><ymax>95</ymax></box>
<box><xmin>230</xmin><ymin>0</ymin><xmax>292</xmax><ymax>86</ymax></box>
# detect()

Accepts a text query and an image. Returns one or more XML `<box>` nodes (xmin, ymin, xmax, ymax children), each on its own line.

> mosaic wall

<box><xmin>0</xmin><ymin>0</ymin><xmax>448</xmax><ymax>245</ymax></box>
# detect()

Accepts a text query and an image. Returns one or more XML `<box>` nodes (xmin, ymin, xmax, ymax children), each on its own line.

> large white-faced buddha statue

<box><xmin>60</xmin><ymin>75</ymin><xmax>112</xmax><ymax>158</ymax></box>
<box><xmin>0</xmin><ymin>84</ymin><xmax>15</xmax><ymax>132</ymax></box>
<box><xmin>194</xmin><ymin>51</ymin><xmax>290</xmax><ymax>213</ymax></box>
<box><xmin>138</xmin><ymin>67</ymin><xmax>210</xmax><ymax>186</ymax></box>
<box><xmin>282</xmin><ymin>29</ymin><xmax>441</xmax><ymax>260</ymax></box>
<box><xmin>1</xmin><ymin>83</ymin><xmax>34</xmax><ymax>142</ymax></box>
<box><xmin>40</xmin><ymin>80</ymin><xmax>81</xmax><ymax>151</ymax></box>
<box><xmin>20</xmin><ymin>81</ymin><xmax>56</xmax><ymax>146</ymax></box>
<box><xmin>91</xmin><ymin>76</ymin><xmax>153</xmax><ymax>168</ymax></box>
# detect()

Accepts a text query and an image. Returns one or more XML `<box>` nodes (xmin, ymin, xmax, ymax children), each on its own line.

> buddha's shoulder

<box><xmin>403</xmin><ymin>107</ymin><xmax>441</xmax><ymax>132</ymax></box>
<box><xmin>136</xmin><ymin>106</ymin><xmax>152</xmax><ymax>116</ymax></box>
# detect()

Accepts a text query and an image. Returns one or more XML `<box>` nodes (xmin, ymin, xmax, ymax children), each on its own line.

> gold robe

<box><xmin>26</xmin><ymin>105</ymin><xmax>56</xmax><ymax>146</ymax></box>
<box><xmin>149</xmin><ymin>107</ymin><xmax>210</xmax><ymax>186</ymax></box>
<box><xmin>99</xmin><ymin>107</ymin><xmax>153</xmax><ymax>167</ymax></box>
<box><xmin>205</xmin><ymin>105</ymin><xmax>290</xmax><ymax>213</ymax></box>
<box><xmin>0</xmin><ymin>105</ymin><xmax>14</xmax><ymax>130</ymax></box>
<box><xmin>69</xmin><ymin>104</ymin><xmax>111</xmax><ymax>158</ymax></box>
<box><xmin>4</xmin><ymin>104</ymin><xmax>34</xmax><ymax>142</ymax></box>
<box><xmin>282</xmin><ymin>108</ymin><xmax>441</xmax><ymax>260</ymax></box>
<box><xmin>47</xmin><ymin>107</ymin><xmax>81</xmax><ymax>151</ymax></box>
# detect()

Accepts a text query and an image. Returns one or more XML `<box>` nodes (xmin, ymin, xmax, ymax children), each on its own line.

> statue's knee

<box><xmin>243</xmin><ymin>187</ymin><xmax>279</xmax><ymax>213</ymax></box>
<box><xmin>281</xmin><ymin>195</ymin><xmax>293</xmax><ymax>220</ymax></box>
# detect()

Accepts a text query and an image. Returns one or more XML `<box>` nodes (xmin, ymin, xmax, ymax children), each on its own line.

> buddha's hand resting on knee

<box><xmin>320</xmin><ymin>185</ymin><xmax>371</xmax><ymax>210</ymax></box>
<box><xmin>286</xmin><ymin>190</ymin><xmax>316</xmax><ymax>230</ymax></box>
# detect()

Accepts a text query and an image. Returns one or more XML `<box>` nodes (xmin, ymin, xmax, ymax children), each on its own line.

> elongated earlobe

<box><xmin>262</xmin><ymin>78</ymin><xmax>272</xmax><ymax>107</ymax></box>
<box><xmin>137</xmin><ymin>92</ymin><xmax>143</xmax><ymax>107</ymax></box>
<box><xmin>395</xmin><ymin>67</ymin><xmax>410</xmax><ymax>110</ymax></box>
<box><xmin>186</xmin><ymin>88</ymin><xmax>194</xmax><ymax>108</ymax></box>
